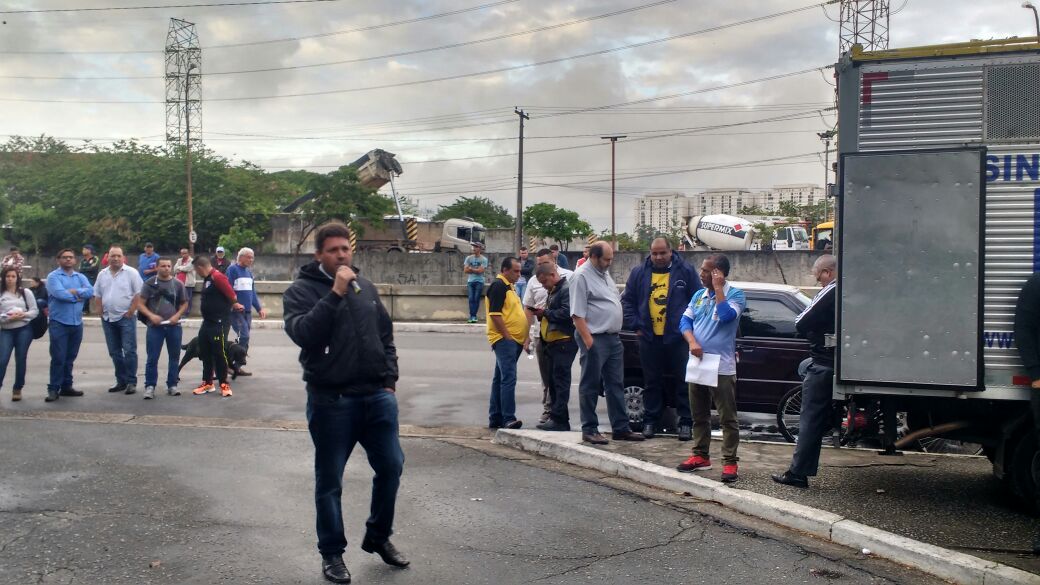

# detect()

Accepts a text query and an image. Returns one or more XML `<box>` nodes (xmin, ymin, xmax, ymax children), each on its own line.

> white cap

<box><xmin>216</xmin><ymin>246</ymin><xmax>226</xmax><ymax>252</ymax></box>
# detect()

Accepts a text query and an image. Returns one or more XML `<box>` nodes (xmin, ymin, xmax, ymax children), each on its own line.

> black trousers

<box><xmin>545</xmin><ymin>339</ymin><xmax>578</xmax><ymax>423</ymax></box>
<box><xmin>537</xmin><ymin>337</ymin><xmax>552</xmax><ymax>410</ymax></box>
<box><xmin>199</xmin><ymin>319</ymin><xmax>228</xmax><ymax>384</ymax></box>
<box><xmin>788</xmin><ymin>363</ymin><xmax>835</xmax><ymax>477</ymax></box>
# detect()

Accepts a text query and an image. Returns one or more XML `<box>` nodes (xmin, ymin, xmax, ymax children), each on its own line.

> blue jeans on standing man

<box><xmin>0</xmin><ymin>325</ymin><xmax>33</xmax><ymax>390</ymax></box>
<box><xmin>576</xmin><ymin>333</ymin><xmax>631</xmax><ymax>435</ymax></box>
<box><xmin>48</xmin><ymin>322</ymin><xmax>84</xmax><ymax>391</ymax></box>
<box><xmin>488</xmin><ymin>339</ymin><xmax>522</xmax><ymax>427</ymax></box>
<box><xmin>145</xmin><ymin>324</ymin><xmax>183</xmax><ymax>389</ymax></box>
<box><xmin>306</xmin><ymin>389</ymin><xmax>404</xmax><ymax>556</ymax></box>
<box><xmin>230</xmin><ymin>310</ymin><xmax>253</xmax><ymax>350</ymax></box>
<box><xmin>467</xmin><ymin>281</ymin><xmax>484</xmax><ymax>320</ymax></box>
<box><xmin>638</xmin><ymin>336</ymin><xmax>694</xmax><ymax>428</ymax></box>
<box><xmin>102</xmin><ymin>317</ymin><xmax>138</xmax><ymax>387</ymax></box>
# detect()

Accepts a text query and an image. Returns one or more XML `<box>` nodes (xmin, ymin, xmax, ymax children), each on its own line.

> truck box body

<box><xmin>836</xmin><ymin>39</ymin><xmax>1040</xmax><ymax>402</ymax></box>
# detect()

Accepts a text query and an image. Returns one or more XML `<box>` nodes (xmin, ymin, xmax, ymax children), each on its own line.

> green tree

<box><xmin>738</xmin><ymin>204</ymin><xmax>767</xmax><ymax>216</ymax></box>
<box><xmin>799</xmin><ymin>200</ymin><xmax>828</xmax><ymax>227</ymax></box>
<box><xmin>522</xmin><ymin>203</ymin><xmax>592</xmax><ymax>250</ymax></box>
<box><xmin>218</xmin><ymin>217</ymin><xmax>266</xmax><ymax>254</ymax></box>
<box><xmin>9</xmin><ymin>202</ymin><xmax>62</xmax><ymax>258</ymax></box>
<box><xmin>777</xmin><ymin>200</ymin><xmax>801</xmax><ymax>217</ymax></box>
<box><xmin>291</xmin><ymin>165</ymin><xmax>395</xmax><ymax>257</ymax></box>
<box><xmin>432</xmin><ymin>196</ymin><xmax>514</xmax><ymax>228</ymax></box>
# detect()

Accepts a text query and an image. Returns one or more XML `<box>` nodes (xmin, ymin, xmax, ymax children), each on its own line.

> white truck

<box><xmin>835</xmin><ymin>37</ymin><xmax>1040</xmax><ymax>506</ymax></box>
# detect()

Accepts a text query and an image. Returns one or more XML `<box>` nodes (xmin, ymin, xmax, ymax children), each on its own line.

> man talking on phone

<box><xmin>283</xmin><ymin>222</ymin><xmax>408</xmax><ymax>583</ymax></box>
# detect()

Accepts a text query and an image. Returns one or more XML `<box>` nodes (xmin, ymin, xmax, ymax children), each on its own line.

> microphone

<box><xmin>351</xmin><ymin>281</ymin><xmax>361</xmax><ymax>294</ymax></box>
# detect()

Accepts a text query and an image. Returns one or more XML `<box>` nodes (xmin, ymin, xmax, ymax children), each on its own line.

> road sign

<box><xmin>189</xmin><ymin>231</ymin><xmax>197</xmax><ymax>243</ymax></box>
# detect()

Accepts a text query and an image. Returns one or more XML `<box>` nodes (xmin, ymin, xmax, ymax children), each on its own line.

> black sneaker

<box><xmin>321</xmin><ymin>554</ymin><xmax>351</xmax><ymax>583</ymax></box>
<box><xmin>503</xmin><ymin>420</ymin><xmax>523</xmax><ymax>430</ymax></box>
<box><xmin>641</xmin><ymin>422</ymin><xmax>656</xmax><ymax>439</ymax></box>
<box><xmin>536</xmin><ymin>420</ymin><xmax>571</xmax><ymax>432</ymax></box>
<box><xmin>677</xmin><ymin>423</ymin><xmax>692</xmax><ymax>441</ymax></box>
<box><xmin>107</xmin><ymin>383</ymin><xmax>126</xmax><ymax>393</ymax></box>
<box><xmin>58</xmin><ymin>387</ymin><xmax>83</xmax><ymax>397</ymax></box>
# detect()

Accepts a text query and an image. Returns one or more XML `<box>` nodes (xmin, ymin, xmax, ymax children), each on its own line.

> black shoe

<box><xmin>582</xmin><ymin>432</ymin><xmax>609</xmax><ymax>445</ymax></box>
<box><xmin>107</xmin><ymin>383</ymin><xmax>126</xmax><ymax>393</ymax></box>
<box><xmin>677</xmin><ymin>423</ymin><xmax>692</xmax><ymax>441</ymax></box>
<box><xmin>488</xmin><ymin>421</ymin><xmax>502</xmax><ymax>429</ymax></box>
<box><xmin>504</xmin><ymin>420</ymin><xmax>523</xmax><ymax>430</ymax></box>
<box><xmin>321</xmin><ymin>554</ymin><xmax>351</xmax><ymax>583</ymax></box>
<box><xmin>1033</xmin><ymin>532</ymin><xmax>1040</xmax><ymax>556</ymax></box>
<box><xmin>361</xmin><ymin>539</ymin><xmax>410</xmax><ymax>568</ymax></box>
<box><xmin>45</xmin><ymin>390</ymin><xmax>59</xmax><ymax>402</ymax></box>
<box><xmin>58</xmin><ymin>387</ymin><xmax>83</xmax><ymax>397</ymax></box>
<box><xmin>641</xmin><ymin>422</ymin><xmax>655</xmax><ymax>439</ymax></box>
<box><xmin>536</xmin><ymin>420</ymin><xmax>571</xmax><ymax>432</ymax></box>
<box><xmin>612</xmin><ymin>431</ymin><xmax>645</xmax><ymax>441</ymax></box>
<box><xmin>771</xmin><ymin>471</ymin><xmax>809</xmax><ymax>488</ymax></box>
<box><xmin>235</xmin><ymin>368</ymin><xmax>252</xmax><ymax>377</ymax></box>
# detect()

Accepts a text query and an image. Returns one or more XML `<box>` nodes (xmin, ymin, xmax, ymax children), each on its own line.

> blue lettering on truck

<box><xmin>986</xmin><ymin>154</ymin><xmax>1040</xmax><ymax>181</ymax></box>
<box><xmin>983</xmin><ymin>331</ymin><xmax>1015</xmax><ymax>349</ymax></box>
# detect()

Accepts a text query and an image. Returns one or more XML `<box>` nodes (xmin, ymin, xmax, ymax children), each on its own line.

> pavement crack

<box><xmin>531</xmin><ymin>524</ymin><xmax>701</xmax><ymax>582</ymax></box>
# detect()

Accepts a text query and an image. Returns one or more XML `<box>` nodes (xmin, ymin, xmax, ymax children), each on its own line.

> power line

<box><xmin>0</xmin><ymin>0</ymin><xmax>678</xmax><ymax>80</ymax></box>
<box><xmin>0</xmin><ymin>0</ymin><xmax>343</xmax><ymax>14</ymax></box>
<box><xmin>0</xmin><ymin>2</ymin><xmax>828</xmax><ymax>103</ymax></box>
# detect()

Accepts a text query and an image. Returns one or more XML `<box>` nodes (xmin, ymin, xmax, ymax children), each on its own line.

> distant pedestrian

<box><xmin>676</xmin><ymin>254</ymin><xmax>746</xmax><ymax>483</ymax></box>
<box><xmin>621</xmin><ymin>237</ymin><xmax>700</xmax><ymax>440</ymax></box>
<box><xmin>772</xmin><ymin>255</ymin><xmax>837</xmax><ymax>489</ymax></box>
<box><xmin>211</xmin><ymin>246</ymin><xmax>231</xmax><ymax>274</ymax></box>
<box><xmin>139</xmin><ymin>243</ymin><xmax>160</xmax><ymax>278</ymax></box>
<box><xmin>531</xmin><ymin>263</ymin><xmax>577</xmax><ymax>431</ymax></box>
<box><xmin>174</xmin><ymin>248</ymin><xmax>196</xmax><ymax>314</ymax></box>
<box><xmin>283</xmin><ymin>222</ymin><xmax>408</xmax><ymax>583</ymax></box>
<box><xmin>226</xmin><ymin>247</ymin><xmax>267</xmax><ymax>358</ymax></box>
<box><xmin>80</xmin><ymin>245</ymin><xmax>100</xmax><ymax>315</ymax></box>
<box><xmin>191</xmin><ymin>256</ymin><xmax>241</xmax><ymax>397</ymax></box>
<box><xmin>94</xmin><ymin>246</ymin><xmax>143</xmax><ymax>396</ymax></box>
<box><xmin>0</xmin><ymin>266</ymin><xmax>39</xmax><ymax>402</ymax></box>
<box><xmin>570</xmin><ymin>242</ymin><xmax>643</xmax><ymax>444</ymax></box>
<box><xmin>575</xmin><ymin>244</ymin><xmax>591</xmax><ymax>268</ymax></box>
<box><xmin>516</xmin><ymin>246</ymin><xmax>533</xmax><ymax>302</ymax></box>
<box><xmin>1012</xmin><ymin>269</ymin><xmax>1040</xmax><ymax>555</ymax></box>
<box><xmin>138</xmin><ymin>257</ymin><xmax>188</xmax><ymax>400</ymax></box>
<box><xmin>2</xmin><ymin>247</ymin><xmax>24</xmax><ymax>273</ymax></box>
<box><xmin>45</xmin><ymin>248</ymin><xmax>93</xmax><ymax>402</ymax></box>
<box><xmin>463</xmin><ymin>243</ymin><xmax>488</xmax><ymax>323</ymax></box>
<box><xmin>485</xmin><ymin>256</ymin><xmax>528</xmax><ymax>430</ymax></box>
<box><xmin>29</xmin><ymin>277</ymin><xmax>48</xmax><ymax>316</ymax></box>
<box><xmin>550</xmin><ymin>244</ymin><xmax>570</xmax><ymax>270</ymax></box>
<box><xmin>522</xmin><ymin>248</ymin><xmax>573</xmax><ymax>423</ymax></box>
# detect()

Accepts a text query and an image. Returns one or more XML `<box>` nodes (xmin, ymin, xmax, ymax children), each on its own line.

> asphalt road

<box><xmin>0</xmin><ymin>419</ymin><xmax>941</xmax><ymax>585</ymax></box>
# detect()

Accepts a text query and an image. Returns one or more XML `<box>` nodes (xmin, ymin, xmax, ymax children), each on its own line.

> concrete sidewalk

<box><xmin>494</xmin><ymin>430</ymin><xmax>1040</xmax><ymax>585</ymax></box>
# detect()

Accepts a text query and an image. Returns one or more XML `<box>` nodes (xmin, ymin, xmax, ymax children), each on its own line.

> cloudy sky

<box><xmin>0</xmin><ymin>0</ymin><xmax>1034</xmax><ymax>231</ymax></box>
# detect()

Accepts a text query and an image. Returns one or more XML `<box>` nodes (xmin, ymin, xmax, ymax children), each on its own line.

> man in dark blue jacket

<box><xmin>621</xmin><ymin>238</ymin><xmax>700</xmax><ymax>440</ymax></box>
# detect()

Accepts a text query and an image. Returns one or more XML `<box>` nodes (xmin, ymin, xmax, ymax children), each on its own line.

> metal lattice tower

<box><xmin>165</xmin><ymin>18</ymin><xmax>202</xmax><ymax>150</ymax></box>
<box><xmin>839</xmin><ymin>0</ymin><xmax>890</xmax><ymax>57</ymax></box>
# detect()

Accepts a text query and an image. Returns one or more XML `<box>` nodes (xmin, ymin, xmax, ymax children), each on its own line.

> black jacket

<box><xmin>621</xmin><ymin>251</ymin><xmax>700</xmax><ymax>344</ymax></box>
<box><xmin>1014</xmin><ymin>272</ymin><xmax>1040</xmax><ymax>380</ymax></box>
<box><xmin>795</xmin><ymin>282</ymin><xmax>836</xmax><ymax>368</ymax></box>
<box><xmin>543</xmin><ymin>276</ymin><xmax>575</xmax><ymax>339</ymax></box>
<box><xmin>283</xmin><ymin>261</ymin><xmax>398</xmax><ymax>394</ymax></box>
<box><xmin>520</xmin><ymin>257</ymin><xmax>535</xmax><ymax>280</ymax></box>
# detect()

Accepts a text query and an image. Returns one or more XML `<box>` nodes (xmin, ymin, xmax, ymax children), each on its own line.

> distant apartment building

<box><xmin>633</xmin><ymin>192</ymin><xmax>692</xmax><ymax>233</ymax></box>
<box><xmin>769</xmin><ymin>184</ymin><xmax>825</xmax><ymax>210</ymax></box>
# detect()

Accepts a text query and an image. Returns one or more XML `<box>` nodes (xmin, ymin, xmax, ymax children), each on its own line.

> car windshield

<box><xmin>472</xmin><ymin>227</ymin><xmax>486</xmax><ymax>245</ymax></box>
<box><xmin>793</xmin><ymin>291</ymin><xmax>812</xmax><ymax>307</ymax></box>
<box><xmin>792</xmin><ymin>227</ymin><xmax>809</xmax><ymax>242</ymax></box>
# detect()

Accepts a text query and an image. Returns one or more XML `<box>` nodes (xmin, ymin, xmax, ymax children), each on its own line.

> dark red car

<box><xmin>621</xmin><ymin>282</ymin><xmax>812</xmax><ymax>430</ymax></box>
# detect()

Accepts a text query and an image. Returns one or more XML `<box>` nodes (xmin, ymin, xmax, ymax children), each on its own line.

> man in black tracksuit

<box><xmin>773</xmin><ymin>254</ymin><xmax>837</xmax><ymax>489</ymax></box>
<box><xmin>1012</xmin><ymin>272</ymin><xmax>1040</xmax><ymax>554</ymax></box>
<box><xmin>191</xmin><ymin>256</ymin><xmax>241</xmax><ymax>397</ymax></box>
<box><xmin>283</xmin><ymin>222</ymin><xmax>408</xmax><ymax>584</ymax></box>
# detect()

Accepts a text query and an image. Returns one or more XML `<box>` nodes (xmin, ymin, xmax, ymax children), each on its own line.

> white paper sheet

<box><xmin>685</xmin><ymin>353</ymin><xmax>721</xmax><ymax>387</ymax></box>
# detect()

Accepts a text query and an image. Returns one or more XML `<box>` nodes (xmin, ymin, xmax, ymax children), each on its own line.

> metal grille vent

<box><xmin>986</xmin><ymin>64</ymin><xmax>1040</xmax><ymax>141</ymax></box>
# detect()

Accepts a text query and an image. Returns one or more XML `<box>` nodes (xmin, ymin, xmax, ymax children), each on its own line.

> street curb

<box><xmin>492</xmin><ymin>429</ymin><xmax>1040</xmax><ymax>585</ymax></box>
<box><xmin>79</xmin><ymin>318</ymin><xmax>484</xmax><ymax>334</ymax></box>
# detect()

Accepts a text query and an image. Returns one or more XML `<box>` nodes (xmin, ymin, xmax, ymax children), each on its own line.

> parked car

<box><xmin>621</xmin><ymin>281</ymin><xmax>812</xmax><ymax>431</ymax></box>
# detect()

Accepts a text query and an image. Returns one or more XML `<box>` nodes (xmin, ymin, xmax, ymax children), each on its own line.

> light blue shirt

<box><xmin>679</xmin><ymin>283</ymin><xmax>746</xmax><ymax>376</ymax></box>
<box><xmin>464</xmin><ymin>255</ymin><xmax>488</xmax><ymax>284</ymax></box>
<box><xmin>46</xmin><ymin>268</ymin><xmax>94</xmax><ymax>326</ymax></box>
<box><xmin>94</xmin><ymin>264</ymin><xmax>143</xmax><ymax>322</ymax></box>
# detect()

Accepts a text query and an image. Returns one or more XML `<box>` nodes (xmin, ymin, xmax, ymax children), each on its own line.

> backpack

<box><xmin>27</xmin><ymin>290</ymin><xmax>47</xmax><ymax>340</ymax></box>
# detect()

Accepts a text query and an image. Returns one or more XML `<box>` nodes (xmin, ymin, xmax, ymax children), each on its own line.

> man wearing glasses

<box><xmin>45</xmin><ymin>249</ymin><xmax>95</xmax><ymax>402</ymax></box>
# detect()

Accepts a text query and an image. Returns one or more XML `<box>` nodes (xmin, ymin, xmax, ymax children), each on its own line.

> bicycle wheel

<box><xmin>776</xmin><ymin>384</ymin><xmax>803</xmax><ymax>443</ymax></box>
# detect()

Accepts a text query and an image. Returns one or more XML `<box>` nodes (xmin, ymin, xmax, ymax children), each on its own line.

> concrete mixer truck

<box><xmin>684</xmin><ymin>214</ymin><xmax>756</xmax><ymax>251</ymax></box>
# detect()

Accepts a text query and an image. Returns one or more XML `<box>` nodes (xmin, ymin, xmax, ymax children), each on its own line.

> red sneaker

<box><xmin>676</xmin><ymin>455</ymin><xmax>711</xmax><ymax>472</ymax></box>
<box><xmin>721</xmin><ymin>464</ymin><xmax>739</xmax><ymax>483</ymax></box>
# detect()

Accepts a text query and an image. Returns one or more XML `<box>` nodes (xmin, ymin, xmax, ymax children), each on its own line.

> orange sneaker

<box><xmin>676</xmin><ymin>455</ymin><xmax>711</xmax><ymax>472</ymax></box>
<box><xmin>192</xmin><ymin>382</ymin><xmax>214</xmax><ymax>395</ymax></box>
<box><xmin>220</xmin><ymin>383</ymin><xmax>232</xmax><ymax>397</ymax></box>
<box><xmin>721</xmin><ymin>464</ymin><xmax>739</xmax><ymax>483</ymax></box>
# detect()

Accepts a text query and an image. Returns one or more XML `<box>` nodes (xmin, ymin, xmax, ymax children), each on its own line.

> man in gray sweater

<box><xmin>569</xmin><ymin>242</ymin><xmax>644</xmax><ymax>445</ymax></box>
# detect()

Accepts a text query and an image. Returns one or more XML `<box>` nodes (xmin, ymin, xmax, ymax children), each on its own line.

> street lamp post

<box><xmin>601</xmin><ymin>135</ymin><xmax>626</xmax><ymax>251</ymax></box>
<box><xmin>184</xmin><ymin>63</ymin><xmax>197</xmax><ymax>256</ymax></box>
<box><xmin>817</xmin><ymin>130</ymin><xmax>836</xmax><ymax>222</ymax></box>
<box><xmin>1025</xmin><ymin>2</ymin><xmax>1040</xmax><ymax>37</ymax></box>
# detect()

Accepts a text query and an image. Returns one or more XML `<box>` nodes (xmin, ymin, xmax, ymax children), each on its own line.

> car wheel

<box><xmin>624</xmin><ymin>383</ymin><xmax>646</xmax><ymax>428</ymax></box>
<box><xmin>776</xmin><ymin>384</ymin><xmax>802</xmax><ymax>444</ymax></box>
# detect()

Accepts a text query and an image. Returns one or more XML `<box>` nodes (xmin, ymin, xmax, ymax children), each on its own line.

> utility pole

<box><xmin>838</xmin><ymin>0</ymin><xmax>891</xmax><ymax>58</ymax></box>
<box><xmin>514</xmin><ymin>108</ymin><xmax>529</xmax><ymax>252</ymax></box>
<box><xmin>601</xmin><ymin>135</ymin><xmax>626</xmax><ymax>251</ymax></box>
<box><xmin>817</xmin><ymin>130</ymin><xmax>836</xmax><ymax>222</ymax></box>
<box><xmin>166</xmin><ymin>18</ymin><xmax>201</xmax><ymax>255</ymax></box>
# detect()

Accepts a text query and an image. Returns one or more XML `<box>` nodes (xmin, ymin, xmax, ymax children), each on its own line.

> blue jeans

<box><xmin>145</xmin><ymin>324</ymin><xmax>183</xmax><ymax>389</ymax></box>
<box><xmin>306</xmin><ymin>390</ymin><xmax>404</xmax><ymax>556</ymax></box>
<box><xmin>789</xmin><ymin>363</ymin><xmax>835</xmax><ymax>477</ymax></box>
<box><xmin>48</xmin><ymin>322</ymin><xmax>83</xmax><ymax>391</ymax></box>
<box><xmin>577</xmin><ymin>333</ymin><xmax>631</xmax><ymax>434</ymax></box>
<box><xmin>230</xmin><ymin>310</ymin><xmax>252</xmax><ymax>350</ymax></box>
<box><xmin>638</xmin><ymin>336</ymin><xmax>694</xmax><ymax>426</ymax></box>
<box><xmin>467</xmin><ymin>281</ymin><xmax>484</xmax><ymax>320</ymax></box>
<box><xmin>0</xmin><ymin>325</ymin><xmax>33</xmax><ymax>390</ymax></box>
<box><xmin>489</xmin><ymin>339</ymin><xmax>523</xmax><ymax>426</ymax></box>
<box><xmin>102</xmin><ymin>317</ymin><xmax>138</xmax><ymax>386</ymax></box>
<box><xmin>515</xmin><ymin>280</ymin><xmax>527</xmax><ymax>303</ymax></box>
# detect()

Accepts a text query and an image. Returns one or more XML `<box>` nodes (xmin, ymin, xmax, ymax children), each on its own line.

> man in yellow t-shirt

<box><xmin>485</xmin><ymin>256</ymin><xmax>529</xmax><ymax>429</ymax></box>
